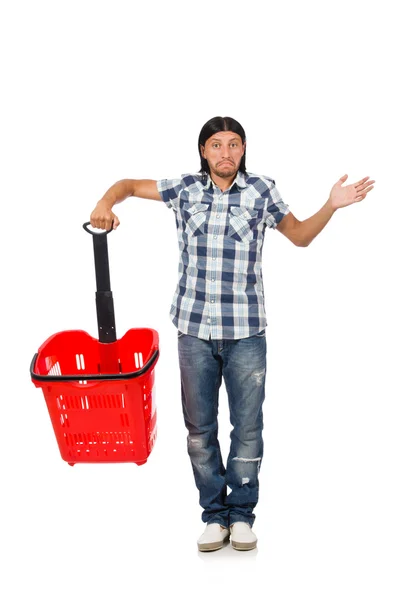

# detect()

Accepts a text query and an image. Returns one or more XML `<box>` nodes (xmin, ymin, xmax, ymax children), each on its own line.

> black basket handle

<box><xmin>83</xmin><ymin>220</ymin><xmax>114</xmax><ymax>236</ymax></box>
<box><xmin>83</xmin><ymin>220</ymin><xmax>116</xmax><ymax>343</ymax></box>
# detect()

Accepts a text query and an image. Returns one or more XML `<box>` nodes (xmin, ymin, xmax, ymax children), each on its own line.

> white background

<box><xmin>1</xmin><ymin>0</ymin><xmax>396</xmax><ymax>598</ymax></box>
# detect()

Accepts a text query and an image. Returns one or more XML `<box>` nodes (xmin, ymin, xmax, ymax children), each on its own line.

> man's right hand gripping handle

<box><xmin>89</xmin><ymin>179</ymin><xmax>133</xmax><ymax>231</ymax></box>
<box><xmin>90</xmin><ymin>203</ymin><xmax>121</xmax><ymax>231</ymax></box>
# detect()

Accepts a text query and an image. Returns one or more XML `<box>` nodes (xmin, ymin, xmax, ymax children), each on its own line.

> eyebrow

<box><xmin>211</xmin><ymin>137</ymin><xmax>240</xmax><ymax>142</ymax></box>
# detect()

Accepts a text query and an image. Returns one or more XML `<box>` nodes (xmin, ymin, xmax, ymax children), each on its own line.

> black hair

<box><xmin>198</xmin><ymin>116</ymin><xmax>247</xmax><ymax>177</ymax></box>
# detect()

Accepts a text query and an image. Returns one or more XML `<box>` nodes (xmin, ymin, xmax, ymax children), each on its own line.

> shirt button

<box><xmin>211</xmin><ymin>278</ymin><xmax>215</xmax><ymax>281</ymax></box>
<box><xmin>216</xmin><ymin>215</ymin><xmax>220</xmax><ymax>219</ymax></box>
<box><xmin>207</xmin><ymin>318</ymin><xmax>211</xmax><ymax>323</ymax></box>
<box><xmin>214</xmin><ymin>236</ymin><xmax>217</xmax><ymax>239</ymax></box>
<box><xmin>211</xmin><ymin>300</ymin><xmax>214</xmax><ymax>303</ymax></box>
<box><xmin>212</xmin><ymin>257</ymin><xmax>216</xmax><ymax>260</ymax></box>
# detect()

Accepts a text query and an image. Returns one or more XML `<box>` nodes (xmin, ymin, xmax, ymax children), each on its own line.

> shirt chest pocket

<box><xmin>181</xmin><ymin>202</ymin><xmax>210</xmax><ymax>237</ymax></box>
<box><xmin>227</xmin><ymin>206</ymin><xmax>258</xmax><ymax>242</ymax></box>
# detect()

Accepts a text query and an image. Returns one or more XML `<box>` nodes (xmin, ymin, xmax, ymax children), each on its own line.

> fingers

<box><xmin>355</xmin><ymin>180</ymin><xmax>375</xmax><ymax>193</ymax></box>
<box><xmin>90</xmin><ymin>217</ymin><xmax>110</xmax><ymax>230</ymax></box>
<box><xmin>355</xmin><ymin>176</ymin><xmax>375</xmax><ymax>187</ymax></box>
<box><xmin>355</xmin><ymin>185</ymin><xmax>375</xmax><ymax>202</ymax></box>
<box><xmin>90</xmin><ymin>210</ymin><xmax>119</xmax><ymax>231</ymax></box>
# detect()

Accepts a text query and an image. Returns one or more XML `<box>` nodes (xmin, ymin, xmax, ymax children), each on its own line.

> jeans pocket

<box><xmin>254</xmin><ymin>328</ymin><xmax>266</xmax><ymax>338</ymax></box>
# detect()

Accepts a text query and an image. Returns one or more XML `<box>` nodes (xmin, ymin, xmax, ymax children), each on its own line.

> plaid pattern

<box><xmin>156</xmin><ymin>171</ymin><xmax>290</xmax><ymax>340</ymax></box>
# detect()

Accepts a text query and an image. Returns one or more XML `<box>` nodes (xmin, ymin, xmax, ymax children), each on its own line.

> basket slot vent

<box><xmin>63</xmin><ymin>396</ymin><xmax>79</xmax><ymax>410</ymax></box>
<box><xmin>134</xmin><ymin>352</ymin><xmax>143</xmax><ymax>369</ymax></box>
<box><xmin>79</xmin><ymin>395</ymin><xmax>90</xmax><ymax>410</ymax></box>
<box><xmin>120</xmin><ymin>413</ymin><xmax>130</xmax><ymax>427</ymax></box>
<box><xmin>75</xmin><ymin>354</ymin><xmax>86</xmax><ymax>371</ymax></box>
<box><xmin>92</xmin><ymin>395</ymin><xmax>101</xmax><ymax>409</ymax></box>
<box><xmin>74</xmin><ymin>433</ymin><xmax>84</xmax><ymax>445</ymax></box>
<box><xmin>60</xmin><ymin>394</ymin><xmax>125</xmax><ymax>410</ymax></box>
<box><xmin>49</xmin><ymin>361</ymin><xmax>62</xmax><ymax>376</ymax></box>
<box><xmin>59</xmin><ymin>414</ymin><xmax>70</xmax><ymax>428</ymax></box>
<box><xmin>64</xmin><ymin>431</ymin><xmax>134</xmax><ymax>448</ymax></box>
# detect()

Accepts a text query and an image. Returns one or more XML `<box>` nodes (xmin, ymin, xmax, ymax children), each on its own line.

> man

<box><xmin>90</xmin><ymin>116</ymin><xmax>375</xmax><ymax>552</ymax></box>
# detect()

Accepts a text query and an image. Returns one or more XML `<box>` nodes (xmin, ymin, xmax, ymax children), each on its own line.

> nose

<box><xmin>221</xmin><ymin>148</ymin><xmax>232</xmax><ymax>162</ymax></box>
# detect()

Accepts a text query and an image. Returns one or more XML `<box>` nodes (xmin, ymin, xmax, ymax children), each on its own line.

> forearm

<box><xmin>297</xmin><ymin>198</ymin><xmax>336</xmax><ymax>246</ymax></box>
<box><xmin>98</xmin><ymin>179</ymin><xmax>136</xmax><ymax>208</ymax></box>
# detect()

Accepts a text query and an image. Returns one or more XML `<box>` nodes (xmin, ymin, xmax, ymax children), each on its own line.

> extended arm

<box><xmin>90</xmin><ymin>179</ymin><xmax>161</xmax><ymax>230</ymax></box>
<box><xmin>277</xmin><ymin>175</ymin><xmax>375</xmax><ymax>247</ymax></box>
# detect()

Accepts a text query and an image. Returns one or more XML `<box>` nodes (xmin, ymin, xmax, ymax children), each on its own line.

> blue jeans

<box><xmin>177</xmin><ymin>329</ymin><xmax>267</xmax><ymax>528</ymax></box>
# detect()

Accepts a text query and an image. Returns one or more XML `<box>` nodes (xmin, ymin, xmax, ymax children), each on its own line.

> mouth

<box><xmin>219</xmin><ymin>160</ymin><xmax>234</xmax><ymax>166</ymax></box>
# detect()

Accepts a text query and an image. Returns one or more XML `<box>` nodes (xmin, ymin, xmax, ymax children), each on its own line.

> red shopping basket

<box><xmin>30</xmin><ymin>222</ymin><xmax>160</xmax><ymax>466</ymax></box>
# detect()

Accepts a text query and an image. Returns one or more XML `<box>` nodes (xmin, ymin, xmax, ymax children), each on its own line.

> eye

<box><xmin>213</xmin><ymin>143</ymin><xmax>220</xmax><ymax>148</ymax></box>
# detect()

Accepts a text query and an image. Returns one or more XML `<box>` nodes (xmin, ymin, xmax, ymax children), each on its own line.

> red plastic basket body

<box><xmin>31</xmin><ymin>328</ymin><xmax>159</xmax><ymax>465</ymax></box>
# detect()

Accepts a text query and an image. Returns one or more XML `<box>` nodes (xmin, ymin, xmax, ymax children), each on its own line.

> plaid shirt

<box><xmin>156</xmin><ymin>170</ymin><xmax>290</xmax><ymax>340</ymax></box>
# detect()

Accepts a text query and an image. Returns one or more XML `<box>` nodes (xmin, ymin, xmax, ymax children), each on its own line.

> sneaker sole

<box><xmin>231</xmin><ymin>540</ymin><xmax>257</xmax><ymax>551</ymax></box>
<box><xmin>197</xmin><ymin>538</ymin><xmax>229</xmax><ymax>552</ymax></box>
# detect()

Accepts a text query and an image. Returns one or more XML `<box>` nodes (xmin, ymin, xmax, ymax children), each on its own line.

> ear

<box><xmin>200</xmin><ymin>144</ymin><xmax>206</xmax><ymax>159</ymax></box>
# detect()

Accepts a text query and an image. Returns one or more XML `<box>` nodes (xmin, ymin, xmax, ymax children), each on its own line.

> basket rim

<box><xmin>30</xmin><ymin>348</ymin><xmax>159</xmax><ymax>382</ymax></box>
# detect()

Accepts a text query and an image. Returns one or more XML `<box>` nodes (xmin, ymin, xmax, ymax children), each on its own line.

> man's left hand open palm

<box><xmin>329</xmin><ymin>174</ymin><xmax>375</xmax><ymax>210</ymax></box>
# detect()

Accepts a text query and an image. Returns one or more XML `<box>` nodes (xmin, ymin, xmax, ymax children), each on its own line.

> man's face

<box><xmin>200</xmin><ymin>131</ymin><xmax>246</xmax><ymax>180</ymax></box>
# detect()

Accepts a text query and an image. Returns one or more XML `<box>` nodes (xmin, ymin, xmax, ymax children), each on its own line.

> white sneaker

<box><xmin>230</xmin><ymin>522</ymin><xmax>257</xmax><ymax>550</ymax></box>
<box><xmin>197</xmin><ymin>523</ymin><xmax>230</xmax><ymax>552</ymax></box>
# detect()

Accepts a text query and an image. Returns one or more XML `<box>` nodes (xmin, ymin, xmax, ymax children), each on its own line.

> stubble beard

<box><xmin>213</xmin><ymin>162</ymin><xmax>237</xmax><ymax>179</ymax></box>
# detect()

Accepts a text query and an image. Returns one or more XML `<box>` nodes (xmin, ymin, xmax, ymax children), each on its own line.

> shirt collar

<box><xmin>201</xmin><ymin>170</ymin><xmax>248</xmax><ymax>191</ymax></box>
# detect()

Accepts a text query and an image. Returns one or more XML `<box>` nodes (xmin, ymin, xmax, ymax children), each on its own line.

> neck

<box><xmin>209</xmin><ymin>171</ymin><xmax>237</xmax><ymax>192</ymax></box>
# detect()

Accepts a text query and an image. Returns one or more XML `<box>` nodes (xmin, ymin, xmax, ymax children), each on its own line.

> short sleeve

<box><xmin>156</xmin><ymin>178</ymin><xmax>183</xmax><ymax>211</ymax></box>
<box><xmin>263</xmin><ymin>180</ymin><xmax>290</xmax><ymax>229</ymax></box>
